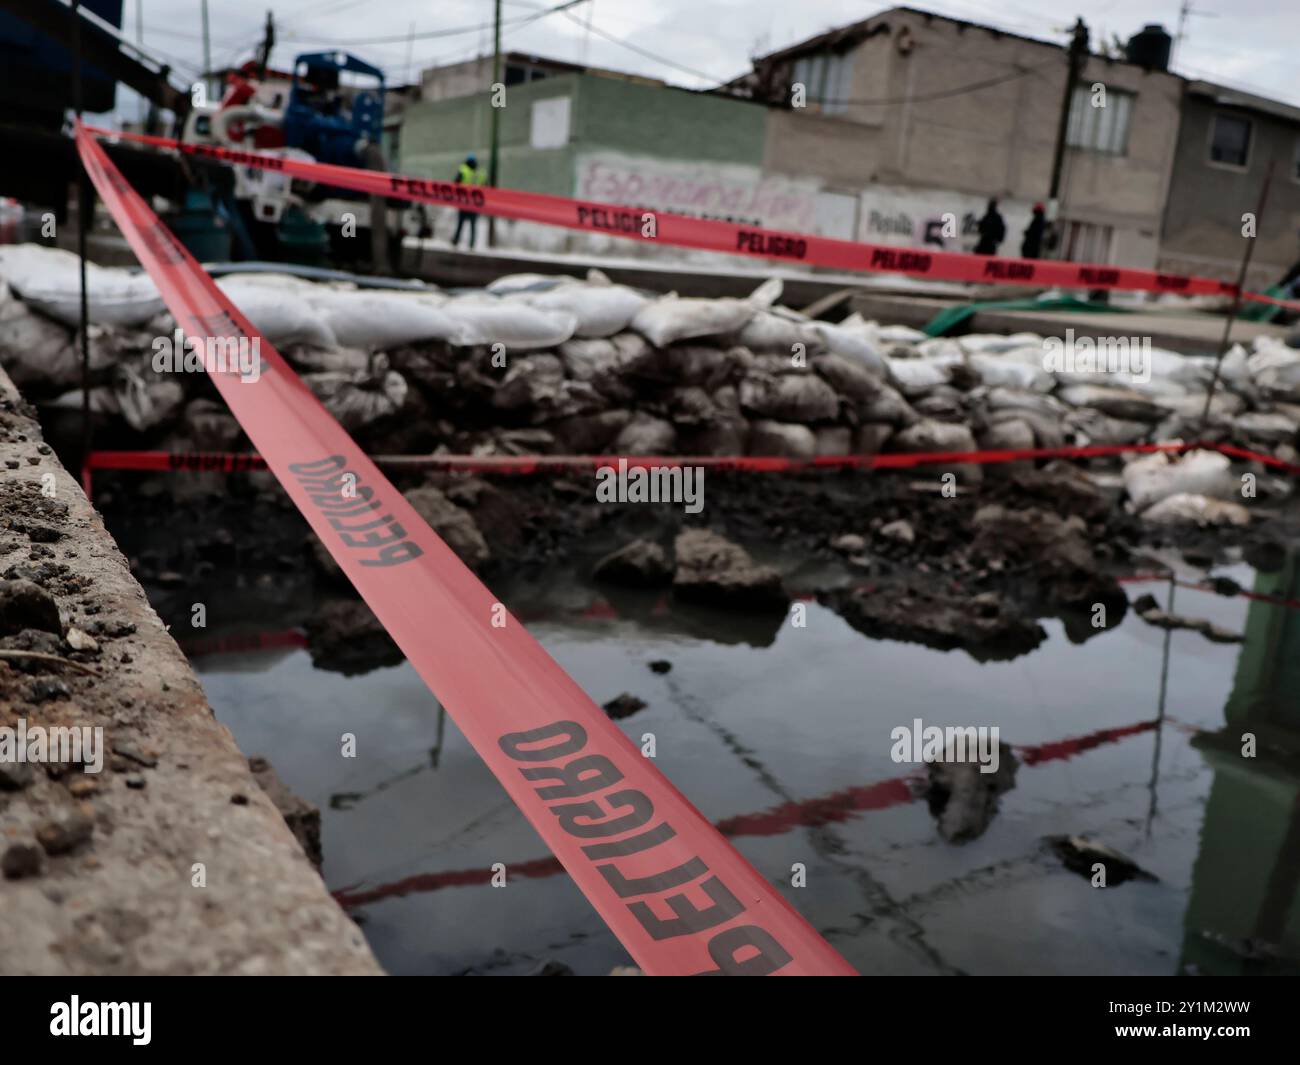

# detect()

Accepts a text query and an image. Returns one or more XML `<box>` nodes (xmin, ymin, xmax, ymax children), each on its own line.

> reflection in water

<box><xmin>926</xmin><ymin>744</ymin><xmax>1019</xmax><ymax>843</ymax></box>
<box><xmin>182</xmin><ymin>557</ymin><xmax>1300</xmax><ymax>975</ymax></box>
<box><xmin>332</xmin><ymin>719</ymin><xmax>1155</xmax><ymax>909</ymax></box>
<box><xmin>1183</xmin><ymin>548</ymin><xmax>1300</xmax><ymax>975</ymax></box>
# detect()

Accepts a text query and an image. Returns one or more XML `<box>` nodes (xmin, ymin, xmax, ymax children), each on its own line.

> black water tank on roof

<box><xmin>1125</xmin><ymin>24</ymin><xmax>1172</xmax><ymax>71</ymax></box>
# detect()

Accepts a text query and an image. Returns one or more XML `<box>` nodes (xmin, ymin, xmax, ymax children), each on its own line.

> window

<box><xmin>529</xmin><ymin>96</ymin><xmax>570</xmax><ymax>149</ymax></box>
<box><xmin>1065</xmin><ymin>86</ymin><xmax>1133</xmax><ymax>154</ymax></box>
<box><xmin>1059</xmin><ymin>220</ymin><xmax>1113</xmax><ymax>264</ymax></box>
<box><xmin>1209</xmin><ymin>112</ymin><xmax>1252</xmax><ymax>168</ymax></box>
<box><xmin>792</xmin><ymin>51</ymin><xmax>852</xmax><ymax>116</ymax></box>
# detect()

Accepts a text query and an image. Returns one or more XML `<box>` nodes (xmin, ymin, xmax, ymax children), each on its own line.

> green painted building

<box><xmin>401</xmin><ymin>71</ymin><xmax>769</xmax><ymax>196</ymax></box>
<box><xmin>398</xmin><ymin>64</ymin><xmax>823</xmax><ymax>253</ymax></box>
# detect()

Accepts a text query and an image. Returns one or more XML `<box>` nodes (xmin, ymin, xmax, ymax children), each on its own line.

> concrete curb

<box><xmin>0</xmin><ymin>366</ymin><xmax>383</xmax><ymax>975</ymax></box>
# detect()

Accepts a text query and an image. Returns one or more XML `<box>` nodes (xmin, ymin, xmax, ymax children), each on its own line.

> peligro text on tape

<box><xmin>84</xmin><ymin>125</ymin><xmax>1300</xmax><ymax>312</ymax></box>
<box><xmin>74</xmin><ymin>119</ymin><xmax>855</xmax><ymax>977</ymax></box>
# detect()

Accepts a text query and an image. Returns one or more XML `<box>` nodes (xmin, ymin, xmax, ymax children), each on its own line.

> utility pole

<box><xmin>1047</xmin><ymin>17</ymin><xmax>1089</xmax><ymax>254</ymax></box>
<box><xmin>71</xmin><ymin>1</ymin><xmax>92</xmax><ymax>483</ymax></box>
<box><xmin>488</xmin><ymin>0</ymin><xmax>502</xmax><ymax>247</ymax></box>
<box><xmin>200</xmin><ymin>0</ymin><xmax>211</xmax><ymax>94</ymax></box>
<box><xmin>136</xmin><ymin>0</ymin><xmax>144</xmax><ymax>126</ymax></box>
<box><xmin>256</xmin><ymin>12</ymin><xmax>275</xmax><ymax>79</ymax></box>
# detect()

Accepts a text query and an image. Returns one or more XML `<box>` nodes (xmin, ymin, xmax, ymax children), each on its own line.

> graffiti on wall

<box><xmin>576</xmin><ymin>153</ymin><xmax>819</xmax><ymax>232</ymax></box>
<box><xmin>859</xmin><ymin>185</ymin><xmax>1035</xmax><ymax>256</ymax></box>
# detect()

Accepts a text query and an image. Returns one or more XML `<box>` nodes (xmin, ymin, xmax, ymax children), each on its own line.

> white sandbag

<box><xmin>485</xmin><ymin>273</ymin><xmax>576</xmax><ymax>295</ymax></box>
<box><xmin>985</xmin><ymin>387</ymin><xmax>1068</xmax><ymax>419</ymax></box>
<box><xmin>0</xmin><ymin>243</ymin><xmax>164</xmax><ymax>327</ymax></box>
<box><xmin>1214</xmin><ymin>343</ymin><xmax>1253</xmax><ymax>394</ymax></box>
<box><xmin>1143</xmin><ymin>347</ymin><xmax>1215</xmax><ymax>388</ymax></box>
<box><xmin>886</xmin><ymin>356</ymin><xmax>952</xmax><ymax>397</ymax></box>
<box><xmin>1123</xmin><ymin>448</ymin><xmax>1238</xmax><ymax>513</ymax></box>
<box><xmin>860</xmin><ymin>383</ymin><xmax>919</xmax><ymax>426</ymax></box>
<box><xmin>812</xmin><ymin>322</ymin><xmax>889</xmax><ymax>377</ymax></box>
<box><xmin>748</xmin><ymin>419</ymin><xmax>816</xmax><ymax>458</ymax></box>
<box><xmin>1140</xmin><ymin>492</ymin><xmax>1250</xmax><ymax>526</ymax></box>
<box><xmin>308</xmin><ymin>289</ymin><xmax>460</xmax><ymax>349</ymax></box>
<box><xmin>614</xmin><ymin>412</ymin><xmax>676</xmax><ymax>452</ymax></box>
<box><xmin>629</xmin><ymin>278</ymin><xmax>781</xmax><ymax>347</ymax></box>
<box><xmin>738</xmin><ymin>372</ymin><xmax>839</xmax><ymax>422</ymax></box>
<box><xmin>1232</xmin><ymin>411</ymin><xmax>1298</xmax><ymax>443</ymax></box>
<box><xmin>812</xmin><ymin>353</ymin><xmax>886</xmax><ymax>404</ymax></box>
<box><xmin>116</xmin><ymin>366</ymin><xmax>185</xmax><ymax>432</ymax></box>
<box><xmin>732</xmin><ymin>310</ymin><xmax>823</xmax><ymax>354</ymax></box>
<box><xmin>45</xmin><ymin>386</ymin><xmax>120</xmax><ymax>415</ymax></box>
<box><xmin>303</xmin><ymin>369</ymin><xmax>408</xmax><ymax>431</ymax></box>
<box><xmin>440</xmin><ymin>297</ymin><xmax>578</xmax><ymax>350</ymax></box>
<box><xmin>959</xmin><ymin>332</ymin><xmax>1043</xmax><ymax>354</ymax></box>
<box><xmin>877</xmin><ymin>324</ymin><xmax>927</xmax><ymax>344</ymax></box>
<box><xmin>0</xmin><ymin>279</ymin><xmax>81</xmax><ymax>390</ymax></box>
<box><xmin>520</xmin><ymin>281</ymin><xmax>650</xmax><ymax>338</ymax></box>
<box><xmin>893</xmin><ymin>419</ymin><xmax>976</xmax><ymax>453</ymax></box>
<box><xmin>1249</xmin><ymin>343</ymin><xmax>1300</xmax><ymax>401</ymax></box>
<box><xmin>1057</xmin><ymin>383</ymin><xmax>1165</xmax><ymax>422</ymax></box>
<box><xmin>968</xmin><ymin>352</ymin><xmax>1054</xmax><ymax>392</ymax></box>
<box><xmin>1065</xmin><ymin>409</ymin><xmax>1150</xmax><ymax>446</ymax></box>
<box><xmin>285</xmin><ymin>346</ymin><xmax>371</xmax><ymax>375</ymax></box>
<box><xmin>491</xmin><ymin>353</ymin><xmax>565</xmax><ymax>411</ymax></box>
<box><xmin>1152</xmin><ymin>390</ymin><xmax>1245</xmax><ymax>419</ymax></box>
<box><xmin>979</xmin><ymin>417</ymin><xmax>1036</xmax><ymax>451</ymax></box>
<box><xmin>916</xmin><ymin>337</ymin><xmax>965</xmax><ymax>360</ymax></box>
<box><xmin>216</xmin><ymin>277</ymin><xmax>337</xmax><ymax>348</ymax></box>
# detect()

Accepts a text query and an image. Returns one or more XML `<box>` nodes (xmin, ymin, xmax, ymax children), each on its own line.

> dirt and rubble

<box><xmin>94</xmin><ymin>446</ymin><xmax>1300</xmax><ymax>674</ymax></box>
<box><xmin>0</xmin><ymin>365</ymin><xmax>381</xmax><ymax>975</ymax></box>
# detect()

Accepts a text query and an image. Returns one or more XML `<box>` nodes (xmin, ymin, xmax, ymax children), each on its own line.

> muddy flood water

<box><xmin>123</xmin><ymin>541</ymin><xmax>1300</xmax><ymax>976</ymax></box>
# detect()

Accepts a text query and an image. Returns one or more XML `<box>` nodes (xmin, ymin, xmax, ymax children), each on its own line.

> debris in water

<box><xmin>1047</xmin><ymin>835</ymin><xmax>1158</xmax><ymax>885</ymax></box>
<box><xmin>602</xmin><ymin>693</ymin><xmax>647</xmax><ymax>719</ymax></box>
<box><xmin>1131</xmin><ymin>594</ymin><xmax>1243</xmax><ymax>643</ymax></box>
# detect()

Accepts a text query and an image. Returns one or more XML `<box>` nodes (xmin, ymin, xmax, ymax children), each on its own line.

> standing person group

<box><xmin>972</xmin><ymin>199</ymin><xmax>1052</xmax><ymax>260</ymax></box>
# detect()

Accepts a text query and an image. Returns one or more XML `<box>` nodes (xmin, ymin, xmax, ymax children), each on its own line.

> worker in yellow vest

<box><xmin>452</xmin><ymin>154</ymin><xmax>485</xmax><ymax>248</ymax></box>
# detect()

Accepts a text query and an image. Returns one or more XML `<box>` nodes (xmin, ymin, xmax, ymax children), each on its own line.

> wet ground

<box><xmin>125</xmin><ymin>544</ymin><xmax>1300</xmax><ymax>976</ymax></box>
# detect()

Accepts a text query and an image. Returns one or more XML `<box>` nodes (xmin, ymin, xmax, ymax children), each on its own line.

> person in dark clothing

<box><xmin>1021</xmin><ymin>203</ymin><xmax>1048</xmax><ymax>260</ymax></box>
<box><xmin>974</xmin><ymin>199</ymin><xmax>1006</xmax><ymax>255</ymax></box>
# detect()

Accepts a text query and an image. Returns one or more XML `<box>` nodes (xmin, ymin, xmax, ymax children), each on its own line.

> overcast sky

<box><xmin>111</xmin><ymin>0</ymin><xmax>1298</xmax><ymax>111</ymax></box>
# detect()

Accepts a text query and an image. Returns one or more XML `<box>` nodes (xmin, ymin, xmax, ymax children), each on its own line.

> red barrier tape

<box><xmin>74</xmin><ymin>120</ymin><xmax>854</xmax><ymax>976</ymax></box>
<box><xmin>84</xmin><ymin>440</ymin><xmax>1300</xmax><ymax>479</ymax></box>
<box><xmin>85</xmin><ymin>125</ymin><xmax>1300</xmax><ymax>311</ymax></box>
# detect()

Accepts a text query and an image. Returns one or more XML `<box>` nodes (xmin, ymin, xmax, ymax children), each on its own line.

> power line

<box><xmin>280</xmin><ymin>0</ymin><xmax>588</xmax><ymax>48</ymax></box>
<box><xmin>556</xmin><ymin>7</ymin><xmax>728</xmax><ymax>84</ymax></box>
